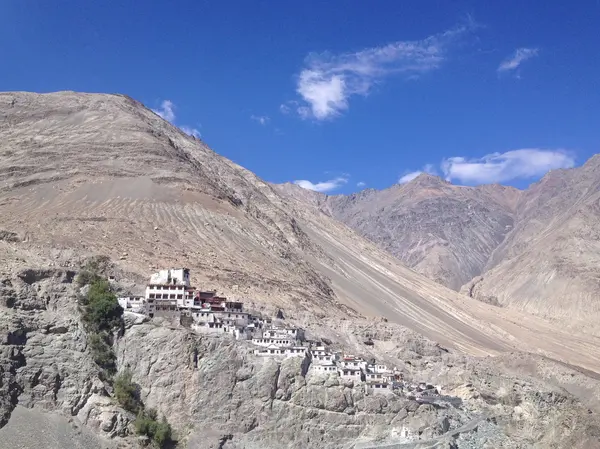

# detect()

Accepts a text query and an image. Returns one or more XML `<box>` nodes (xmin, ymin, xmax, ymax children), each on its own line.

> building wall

<box><xmin>118</xmin><ymin>296</ymin><xmax>150</xmax><ymax>314</ymax></box>
<box><xmin>338</xmin><ymin>369</ymin><xmax>363</xmax><ymax>380</ymax></box>
<box><xmin>252</xmin><ymin>337</ymin><xmax>295</xmax><ymax>347</ymax></box>
<box><xmin>149</xmin><ymin>268</ymin><xmax>190</xmax><ymax>286</ymax></box>
<box><xmin>340</xmin><ymin>360</ymin><xmax>366</xmax><ymax>371</ymax></box>
<box><xmin>145</xmin><ymin>285</ymin><xmax>186</xmax><ymax>301</ymax></box>
<box><xmin>311</xmin><ymin>365</ymin><xmax>338</xmax><ymax>374</ymax></box>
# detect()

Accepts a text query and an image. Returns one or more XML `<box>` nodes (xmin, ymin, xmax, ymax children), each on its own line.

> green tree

<box><xmin>88</xmin><ymin>332</ymin><xmax>116</xmax><ymax>374</ymax></box>
<box><xmin>76</xmin><ymin>269</ymin><xmax>102</xmax><ymax>287</ymax></box>
<box><xmin>83</xmin><ymin>279</ymin><xmax>123</xmax><ymax>332</ymax></box>
<box><xmin>154</xmin><ymin>416</ymin><xmax>173</xmax><ymax>447</ymax></box>
<box><xmin>114</xmin><ymin>368</ymin><xmax>139</xmax><ymax>413</ymax></box>
<box><xmin>134</xmin><ymin>408</ymin><xmax>173</xmax><ymax>448</ymax></box>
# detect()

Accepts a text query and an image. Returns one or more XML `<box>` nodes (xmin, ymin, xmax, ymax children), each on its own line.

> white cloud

<box><xmin>294</xmin><ymin>176</ymin><xmax>348</xmax><ymax>193</ymax></box>
<box><xmin>441</xmin><ymin>149</ymin><xmax>574</xmax><ymax>184</ymax></box>
<box><xmin>153</xmin><ymin>99</ymin><xmax>201</xmax><ymax>138</ymax></box>
<box><xmin>293</xmin><ymin>24</ymin><xmax>472</xmax><ymax>120</ymax></box>
<box><xmin>251</xmin><ymin>115</ymin><xmax>270</xmax><ymax>125</ymax></box>
<box><xmin>153</xmin><ymin>100</ymin><xmax>176</xmax><ymax>122</ymax></box>
<box><xmin>180</xmin><ymin>125</ymin><xmax>201</xmax><ymax>139</ymax></box>
<box><xmin>498</xmin><ymin>47</ymin><xmax>538</xmax><ymax>73</ymax></box>
<box><xmin>398</xmin><ymin>164</ymin><xmax>437</xmax><ymax>183</ymax></box>
<box><xmin>357</xmin><ymin>181</ymin><xmax>366</xmax><ymax>188</ymax></box>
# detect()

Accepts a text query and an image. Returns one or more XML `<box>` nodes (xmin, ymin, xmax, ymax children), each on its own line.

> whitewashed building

<box><xmin>339</xmin><ymin>356</ymin><xmax>367</xmax><ymax>371</ymax></box>
<box><xmin>311</xmin><ymin>362</ymin><xmax>338</xmax><ymax>374</ymax></box>
<box><xmin>150</xmin><ymin>268</ymin><xmax>191</xmax><ymax>286</ymax></box>
<box><xmin>338</xmin><ymin>366</ymin><xmax>363</xmax><ymax>381</ymax></box>
<box><xmin>310</xmin><ymin>346</ymin><xmax>336</xmax><ymax>364</ymax></box>
<box><xmin>251</xmin><ymin>326</ymin><xmax>304</xmax><ymax>348</ymax></box>
<box><xmin>262</xmin><ymin>327</ymin><xmax>305</xmax><ymax>341</ymax></box>
<box><xmin>118</xmin><ymin>296</ymin><xmax>154</xmax><ymax>316</ymax></box>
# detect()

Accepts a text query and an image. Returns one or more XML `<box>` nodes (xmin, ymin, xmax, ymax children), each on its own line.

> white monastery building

<box><xmin>116</xmin><ymin>268</ymin><xmax>405</xmax><ymax>396</ymax></box>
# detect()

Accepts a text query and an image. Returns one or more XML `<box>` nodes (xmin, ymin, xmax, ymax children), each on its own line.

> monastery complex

<box><xmin>118</xmin><ymin>268</ymin><xmax>438</xmax><ymax>396</ymax></box>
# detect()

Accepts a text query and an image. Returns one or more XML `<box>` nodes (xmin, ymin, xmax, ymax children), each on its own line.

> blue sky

<box><xmin>2</xmin><ymin>1</ymin><xmax>599</xmax><ymax>193</ymax></box>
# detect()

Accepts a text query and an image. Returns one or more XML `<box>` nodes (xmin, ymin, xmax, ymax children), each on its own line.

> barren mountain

<box><xmin>1</xmin><ymin>91</ymin><xmax>600</xmax><ymax>448</ymax></box>
<box><xmin>277</xmin><ymin>158</ymin><xmax>600</xmax><ymax>333</ymax></box>
<box><xmin>277</xmin><ymin>176</ymin><xmax>521</xmax><ymax>290</ymax></box>
<box><xmin>462</xmin><ymin>155</ymin><xmax>600</xmax><ymax>328</ymax></box>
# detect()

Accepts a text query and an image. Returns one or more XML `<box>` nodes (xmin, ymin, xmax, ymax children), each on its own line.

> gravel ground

<box><xmin>0</xmin><ymin>406</ymin><xmax>115</xmax><ymax>449</ymax></box>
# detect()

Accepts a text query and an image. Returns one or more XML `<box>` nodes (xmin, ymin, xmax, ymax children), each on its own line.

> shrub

<box><xmin>114</xmin><ymin>368</ymin><xmax>140</xmax><ymax>413</ymax></box>
<box><xmin>76</xmin><ymin>269</ymin><xmax>102</xmax><ymax>287</ymax></box>
<box><xmin>135</xmin><ymin>408</ymin><xmax>173</xmax><ymax>448</ymax></box>
<box><xmin>84</xmin><ymin>255</ymin><xmax>111</xmax><ymax>275</ymax></box>
<box><xmin>154</xmin><ymin>416</ymin><xmax>173</xmax><ymax>447</ymax></box>
<box><xmin>83</xmin><ymin>279</ymin><xmax>123</xmax><ymax>333</ymax></box>
<box><xmin>80</xmin><ymin>272</ymin><xmax>123</xmax><ymax>380</ymax></box>
<box><xmin>88</xmin><ymin>332</ymin><xmax>116</xmax><ymax>376</ymax></box>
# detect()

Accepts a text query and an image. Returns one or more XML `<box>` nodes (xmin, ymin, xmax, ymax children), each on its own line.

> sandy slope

<box><xmin>1</xmin><ymin>91</ymin><xmax>600</xmax><ymax>376</ymax></box>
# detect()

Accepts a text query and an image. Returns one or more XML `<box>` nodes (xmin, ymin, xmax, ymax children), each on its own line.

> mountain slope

<box><xmin>2</xmin><ymin>91</ymin><xmax>600</xmax><ymax>448</ymax></box>
<box><xmin>1</xmin><ymin>91</ymin><xmax>599</xmax><ymax>368</ymax></box>
<box><xmin>294</xmin><ymin>175</ymin><xmax>521</xmax><ymax>290</ymax></box>
<box><xmin>462</xmin><ymin>156</ymin><xmax>600</xmax><ymax>328</ymax></box>
<box><xmin>277</xmin><ymin>158</ymin><xmax>600</xmax><ymax>335</ymax></box>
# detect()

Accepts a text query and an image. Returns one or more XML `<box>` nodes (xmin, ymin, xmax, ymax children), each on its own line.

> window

<box><xmin>177</xmin><ymin>294</ymin><xmax>183</xmax><ymax>299</ymax></box>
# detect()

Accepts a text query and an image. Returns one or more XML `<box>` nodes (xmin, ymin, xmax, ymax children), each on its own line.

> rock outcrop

<box><xmin>0</xmin><ymin>267</ymin><xmax>131</xmax><ymax>447</ymax></box>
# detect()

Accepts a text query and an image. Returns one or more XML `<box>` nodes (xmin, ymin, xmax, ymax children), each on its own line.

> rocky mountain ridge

<box><xmin>1</xmin><ymin>91</ymin><xmax>600</xmax><ymax>448</ymax></box>
<box><xmin>275</xmin><ymin>158</ymin><xmax>600</xmax><ymax>332</ymax></box>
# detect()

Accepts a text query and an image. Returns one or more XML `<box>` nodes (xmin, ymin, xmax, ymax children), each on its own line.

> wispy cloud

<box><xmin>279</xmin><ymin>102</ymin><xmax>294</xmax><ymax>114</ymax></box>
<box><xmin>153</xmin><ymin>99</ymin><xmax>201</xmax><ymax>139</ymax></box>
<box><xmin>291</xmin><ymin>23</ymin><xmax>473</xmax><ymax>120</ymax></box>
<box><xmin>251</xmin><ymin>115</ymin><xmax>270</xmax><ymax>125</ymax></box>
<box><xmin>399</xmin><ymin>164</ymin><xmax>437</xmax><ymax>184</ymax></box>
<box><xmin>356</xmin><ymin>181</ymin><xmax>366</xmax><ymax>188</ymax></box>
<box><xmin>498</xmin><ymin>47</ymin><xmax>538</xmax><ymax>74</ymax></box>
<box><xmin>180</xmin><ymin>125</ymin><xmax>201</xmax><ymax>139</ymax></box>
<box><xmin>153</xmin><ymin>100</ymin><xmax>176</xmax><ymax>122</ymax></box>
<box><xmin>441</xmin><ymin>149</ymin><xmax>574</xmax><ymax>184</ymax></box>
<box><xmin>294</xmin><ymin>176</ymin><xmax>348</xmax><ymax>193</ymax></box>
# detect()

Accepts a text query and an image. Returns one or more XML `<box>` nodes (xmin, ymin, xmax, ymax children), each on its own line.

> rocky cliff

<box><xmin>2</xmin><ymin>262</ymin><xmax>600</xmax><ymax>448</ymax></box>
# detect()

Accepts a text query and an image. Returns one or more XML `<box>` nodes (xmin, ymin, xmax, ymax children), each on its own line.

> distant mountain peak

<box><xmin>405</xmin><ymin>172</ymin><xmax>449</xmax><ymax>187</ymax></box>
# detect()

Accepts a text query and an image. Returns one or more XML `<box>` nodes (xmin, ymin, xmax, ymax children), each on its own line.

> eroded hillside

<box><xmin>277</xmin><ymin>156</ymin><xmax>600</xmax><ymax>335</ymax></box>
<box><xmin>2</xmin><ymin>91</ymin><xmax>600</xmax><ymax>448</ymax></box>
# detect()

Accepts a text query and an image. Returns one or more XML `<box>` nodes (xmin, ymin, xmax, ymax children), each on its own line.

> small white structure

<box><xmin>310</xmin><ymin>346</ymin><xmax>337</xmax><ymax>364</ymax></box>
<box><xmin>252</xmin><ymin>336</ymin><xmax>296</xmax><ymax>347</ymax></box>
<box><xmin>118</xmin><ymin>296</ymin><xmax>154</xmax><ymax>316</ymax></box>
<box><xmin>368</xmin><ymin>364</ymin><xmax>390</xmax><ymax>374</ymax></box>
<box><xmin>149</xmin><ymin>268</ymin><xmax>190</xmax><ymax>286</ymax></box>
<box><xmin>338</xmin><ymin>367</ymin><xmax>363</xmax><ymax>380</ymax></box>
<box><xmin>285</xmin><ymin>346</ymin><xmax>308</xmax><ymax>358</ymax></box>
<box><xmin>365</xmin><ymin>379</ymin><xmax>394</xmax><ymax>395</ymax></box>
<box><xmin>254</xmin><ymin>345</ymin><xmax>286</xmax><ymax>356</ymax></box>
<box><xmin>251</xmin><ymin>325</ymin><xmax>304</xmax><ymax>349</ymax></box>
<box><xmin>339</xmin><ymin>355</ymin><xmax>367</xmax><ymax>371</ymax></box>
<box><xmin>312</xmin><ymin>364</ymin><xmax>338</xmax><ymax>374</ymax></box>
<box><xmin>262</xmin><ymin>327</ymin><xmax>305</xmax><ymax>341</ymax></box>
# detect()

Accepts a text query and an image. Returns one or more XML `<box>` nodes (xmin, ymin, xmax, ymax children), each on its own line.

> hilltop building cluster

<box><xmin>118</xmin><ymin>268</ymin><xmax>265</xmax><ymax>339</ymax></box>
<box><xmin>117</xmin><ymin>268</ymin><xmax>429</xmax><ymax>396</ymax></box>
